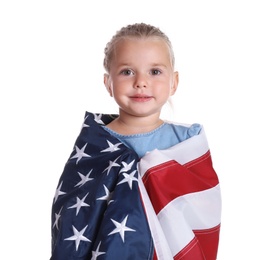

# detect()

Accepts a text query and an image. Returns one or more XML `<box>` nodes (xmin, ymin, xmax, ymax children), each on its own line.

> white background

<box><xmin>1</xmin><ymin>0</ymin><xmax>280</xmax><ymax>259</ymax></box>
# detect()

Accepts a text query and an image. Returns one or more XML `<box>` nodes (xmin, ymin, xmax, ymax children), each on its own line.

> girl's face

<box><xmin>104</xmin><ymin>37</ymin><xmax>178</xmax><ymax>119</ymax></box>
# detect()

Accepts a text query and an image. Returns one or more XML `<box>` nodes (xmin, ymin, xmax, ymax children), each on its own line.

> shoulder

<box><xmin>165</xmin><ymin>121</ymin><xmax>202</xmax><ymax>136</ymax></box>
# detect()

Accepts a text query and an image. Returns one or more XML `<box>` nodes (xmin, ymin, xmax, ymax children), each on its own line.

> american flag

<box><xmin>138</xmin><ymin>128</ymin><xmax>221</xmax><ymax>259</ymax></box>
<box><xmin>51</xmin><ymin>112</ymin><xmax>221</xmax><ymax>260</ymax></box>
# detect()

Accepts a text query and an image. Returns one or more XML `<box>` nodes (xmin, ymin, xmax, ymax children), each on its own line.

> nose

<box><xmin>134</xmin><ymin>73</ymin><xmax>147</xmax><ymax>88</ymax></box>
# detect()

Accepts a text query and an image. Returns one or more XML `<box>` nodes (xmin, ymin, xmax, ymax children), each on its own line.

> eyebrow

<box><xmin>117</xmin><ymin>62</ymin><xmax>167</xmax><ymax>68</ymax></box>
<box><xmin>150</xmin><ymin>63</ymin><xmax>167</xmax><ymax>68</ymax></box>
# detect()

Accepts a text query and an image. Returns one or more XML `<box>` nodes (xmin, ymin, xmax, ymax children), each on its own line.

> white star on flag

<box><xmin>103</xmin><ymin>157</ymin><xmax>120</xmax><ymax>175</ymax></box>
<box><xmin>97</xmin><ymin>185</ymin><xmax>114</xmax><ymax>204</ymax></box>
<box><xmin>94</xmin><ymin>114</ymin><xmax>104</xmax><ymax>125</ymax></box>
<box><xmin>75</xmin><ymin>169</ymin><xmax>94</xmax><ymax>187</ymax></box>
<box><xmin>91</xmin><ymin>241</ymin><xmax>106</xmax><ymax>259</ymax></box>
<box><xmin>54</xmin><ymin>181</ymin><xmax>66</xmax><ymax>203</ymax></box>
<box><xmin>120</xmin><ymin>160</ymin><xmax>135</xmax><ymax>173</ymax></box>
<box><xmin>101</xmin><ymin>140</ymin><xmax>122</xmax><ymax>153</ymax></box>
<box><xmin>68</xmin><ymin>193</ymin><xmax>90</xmax><ymax>216</ymax></box>
<box><xmin>117</xmin><ymin>170</ymin><xmax>138</xmax><ymax>190</ymax></box>
<box><xmin>81</xmin><ymin>115</ymin><xmax>90</xmax><ymax>129</ymax></box>
<box><xmin>108</xmin><ymin>215</ymin><xmax>136</xmax><ymax>242</ymax></box>
<box><xmin>53</xmin><ymin>207</ymin><xmax>63</xmax><ymax>230</ymax></box>
<box><xmin>70</xmin><ymin>143</ymin><xmax>91</xmax><ymax>164</ymax></box>
<box><xmin>64</xmin><ymin>225</ymin><xmax>91</xmax><ymax>251</ymax></box>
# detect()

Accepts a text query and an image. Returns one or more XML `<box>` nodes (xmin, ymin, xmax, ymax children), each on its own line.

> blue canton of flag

<box><xmin>51</xmin><ymin>112</ymin><xmax>154</xmax><ymax>260</ymax></box>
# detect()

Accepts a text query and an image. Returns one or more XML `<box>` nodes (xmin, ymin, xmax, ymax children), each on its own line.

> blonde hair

<box><xmin>103</xmin><ymin>23</ymin><xmax>175</xmax><ymax>73</ymax></box>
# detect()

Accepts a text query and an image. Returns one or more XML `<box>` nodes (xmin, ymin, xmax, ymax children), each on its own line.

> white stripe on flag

<box><xmin>138</xmin><ymin>172</ymin><xmax>173</xmax><ymax>260</ymax></box>
<box><xmin>158</xmin><ymin>184</ymin><xmax>222</xmax><ymax>256</ymax></box>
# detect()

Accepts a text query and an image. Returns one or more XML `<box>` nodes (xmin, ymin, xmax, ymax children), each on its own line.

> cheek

<box><xmin>110</xmin><ymin>85</ymin><xmax>124</xmax><ymax>98</ymax></box>
<box><xmin>154</xmin><ymin>81</ymin><xmax>173</xmax><ymax>93</ymax></box>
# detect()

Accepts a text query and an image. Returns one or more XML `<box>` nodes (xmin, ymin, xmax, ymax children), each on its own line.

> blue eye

<box><xmin>151</xmin><ymin>69</ymin><xmax>161</xmax><ymax>75</ymax></box>
<box><xmin>121</xmin><ymin>69</ymin><xmax>133</xmax><ymax>75</ymax></box>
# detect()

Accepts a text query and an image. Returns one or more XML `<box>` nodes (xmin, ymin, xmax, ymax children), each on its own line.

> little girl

<box><xmin>51</xmin><ymin>23</ymin><xmax>221</xmax><ymax>260</ymax></box>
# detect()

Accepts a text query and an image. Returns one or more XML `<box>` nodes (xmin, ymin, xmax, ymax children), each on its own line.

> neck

<box><xmin>106</xmin><ymin>111</ymin><xmax>164</xmax><ymax>135</ymax></box>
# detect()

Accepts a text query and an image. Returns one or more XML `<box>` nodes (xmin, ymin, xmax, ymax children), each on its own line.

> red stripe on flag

<box><xmin>142</xmin><ymin>151</ymin><xmax>219</xmax><ymax>214</ymax></box>
<box><xmin>193</xmin><ymin>224</ymin><xmax>221</xmax><ymax>260</ymax></box>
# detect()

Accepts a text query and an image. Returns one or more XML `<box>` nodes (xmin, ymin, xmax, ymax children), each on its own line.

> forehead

<box><xmin>115</xmin><ymin>36</ymin><xmax>168</xmax><ymax>51</ymax></box>
<box><xmin>112</xmin><ymin>37</ymin><xmax>171</xmax><ymax>63</ymax></box>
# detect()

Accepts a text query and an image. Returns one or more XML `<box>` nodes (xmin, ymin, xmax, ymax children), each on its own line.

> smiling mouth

<box><xmin>130</xmin><ymin>95</ymin><xmax>153</xmax><ymax>102</ymax></box>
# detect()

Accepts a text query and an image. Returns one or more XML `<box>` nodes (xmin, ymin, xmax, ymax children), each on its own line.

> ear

<box><xmin>104</xmin><ymin>73</ymin><xmax>113</xmax><ymax>97</ymax></box>
<box><xmin>170</xmin><ymin>71</ymin><xmax>179</xmax><ymax>96</ymax></box>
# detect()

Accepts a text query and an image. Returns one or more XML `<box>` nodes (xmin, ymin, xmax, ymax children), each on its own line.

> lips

<box><xmin>129</xmin><ymin>94</ymin><xmax>153</xmax><ymax>102</ymax></box>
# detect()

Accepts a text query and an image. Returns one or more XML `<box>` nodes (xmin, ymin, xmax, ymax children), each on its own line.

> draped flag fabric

<box><xmin>138</xmin><ymin>125</ymin><xmax>221</xmax><ymax>260</ymax></box>
<box><xmin>51</xmin><ymin>112</ymin><xmax>221</xmax><ymax>260</ymax></box>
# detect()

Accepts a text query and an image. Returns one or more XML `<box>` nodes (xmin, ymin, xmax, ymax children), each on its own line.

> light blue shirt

<box><xmin>103</xmin><ymin>122</ymin><xmax>201</xmax><ymax>158</ymax></box>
